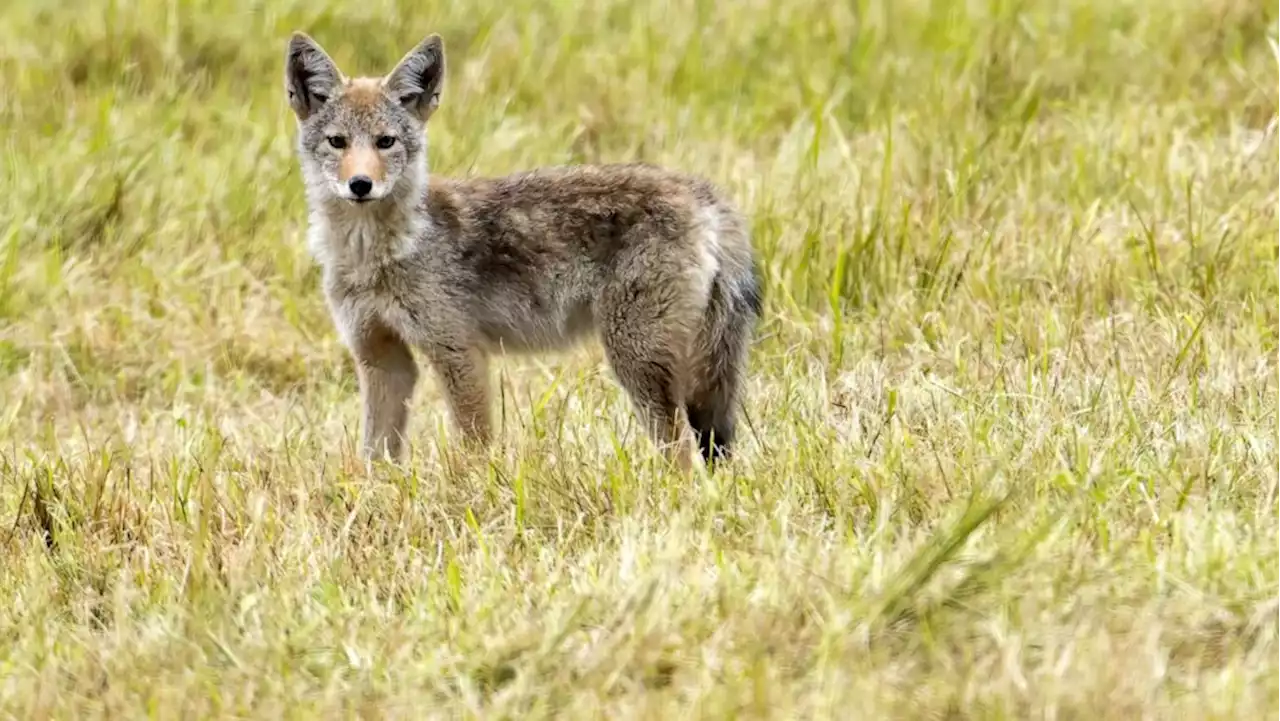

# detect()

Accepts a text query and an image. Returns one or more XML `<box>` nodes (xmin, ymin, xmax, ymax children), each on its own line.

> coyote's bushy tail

<box><xmin>686</xmin><ymin>209</ymin><xmax>762</xmax><ymax>464</ymax></box>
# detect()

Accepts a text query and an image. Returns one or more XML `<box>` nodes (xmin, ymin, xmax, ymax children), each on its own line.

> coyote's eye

<box><xmin>327</xmin><ymin>136</ymin><xmax>347</xmax><ymax>149</ymax></box>
<box><xmin>375</xmin><ymin>135</ymin><xmax>397</xmax><ymax>149</ymax></box>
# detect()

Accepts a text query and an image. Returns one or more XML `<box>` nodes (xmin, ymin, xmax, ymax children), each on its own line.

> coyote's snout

<box><xmin>286</xmin><ymin>31</ymin><xmax>762</xmax><ymax>468</ymax></box>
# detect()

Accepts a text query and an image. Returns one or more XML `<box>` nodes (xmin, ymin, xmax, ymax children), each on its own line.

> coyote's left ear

<box><xmin>384</xmin><ymin>34</ymin><xmax>445</xmax><ymax>122</ymax></box>
<box><xmin>286</xmin><ymin>33</ymin><xmax>343</xmax><ymax>120</ymax></box>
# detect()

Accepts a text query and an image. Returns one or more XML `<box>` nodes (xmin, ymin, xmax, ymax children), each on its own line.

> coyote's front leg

<box><xmin>423</xmin><ymin>344</ymin><xmax>492</xmax><ymax>448</ymax></box>
<box><xmin>351</xmin><ymin>324</ymin><xmax>419</xmax><ymax>461</ymax></box>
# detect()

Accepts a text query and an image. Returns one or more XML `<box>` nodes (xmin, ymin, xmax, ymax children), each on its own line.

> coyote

<box><xmin>285</xmin><ymin>32</ymin><xmax>761</xmax><ymax>468</ymax></box>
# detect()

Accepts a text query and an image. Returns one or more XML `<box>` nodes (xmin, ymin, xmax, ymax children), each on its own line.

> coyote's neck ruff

<box><xmin>287</xmin><ymin>32</ymin><xmax>762</xmax><ymax>469</ymax></box>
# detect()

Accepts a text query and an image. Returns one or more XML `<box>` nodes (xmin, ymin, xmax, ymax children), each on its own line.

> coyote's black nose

<box><xmin>348</xmin><ymin>176</ymin><xmax>373</xmax><ymax>198</ymax></box>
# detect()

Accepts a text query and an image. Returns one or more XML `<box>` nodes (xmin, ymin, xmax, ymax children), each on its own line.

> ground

<box><xmin>0</xmin><ymin>0</ymin><xmax>1277</xmax><ymax>718</ymax></box>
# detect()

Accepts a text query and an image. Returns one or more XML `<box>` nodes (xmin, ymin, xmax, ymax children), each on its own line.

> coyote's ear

<box><xmin>384</xmin><ymin>34</ymin><xmax>445</xmax><ymax>122</ymax></box>
<box><xmin>285</xmin><ymin>33</ymin><xmax>343</xmax><ymax>120</ymax></box>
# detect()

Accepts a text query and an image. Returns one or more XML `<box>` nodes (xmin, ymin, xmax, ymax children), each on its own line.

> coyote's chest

<box><xmin>324</xmin><ymin>261</ymin><xmax>433</xmax><ymax>346</ymax></box>
<box><xmin>310</xmin><ymin>204</ymin><xmax>436</xmax><ymax>341</ymax></box>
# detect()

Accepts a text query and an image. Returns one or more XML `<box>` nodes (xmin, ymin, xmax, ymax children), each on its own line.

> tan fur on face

<box><xmin>344</xmin><ymin>78</ymin><xmax>384</xmax><ymax>109</ymax></box>
<box><xmin>336</xmin><ymin>79</ymin><xmax>391</xmax><ymax>183</ymax></box>
<box><xmin>340</xmin><ymin>146</ymin><xmax>386</xmax><ymax>182</ymax></box>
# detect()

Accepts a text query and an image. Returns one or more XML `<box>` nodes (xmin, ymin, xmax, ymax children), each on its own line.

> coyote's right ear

<box><xmin>384</xmin><ymin>34</ymin><xmax>445</xmax><ymax>122</ymax></box>
<box><xmin>285</xmin><ymin>33</ymin><xmax>343</xmax><ymax>120</ymax></box>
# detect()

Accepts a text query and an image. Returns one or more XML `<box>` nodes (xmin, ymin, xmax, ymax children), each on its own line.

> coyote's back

<box><xmin>286</xmin><ymin>31</ymin><xmax>761</xmax><ymax>467</ymax></box>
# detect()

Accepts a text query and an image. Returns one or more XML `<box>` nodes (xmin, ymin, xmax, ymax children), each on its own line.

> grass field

<box><xmin>1</xmin><ymin>0</ymin><xmax>1277</xmax><ymax>718</ymax></box>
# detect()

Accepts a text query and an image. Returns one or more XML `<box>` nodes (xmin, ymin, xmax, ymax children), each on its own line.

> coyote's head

<box><xmin>285</xmin><ymin>33</ymin><xmax>444</xmax><ymax>206</ymax></box>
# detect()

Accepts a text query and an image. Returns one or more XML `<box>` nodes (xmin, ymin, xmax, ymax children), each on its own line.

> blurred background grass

<box><xmin>0</xmin><ymin>0</ymin><xmax>1277</xmax><ymax>718</ymax></box>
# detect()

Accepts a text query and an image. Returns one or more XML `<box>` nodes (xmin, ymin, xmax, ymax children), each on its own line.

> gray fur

<box><xmin>286</xmin><ymin>32</ymin><xmax>761</xmax><ymax>468</ymax></box>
